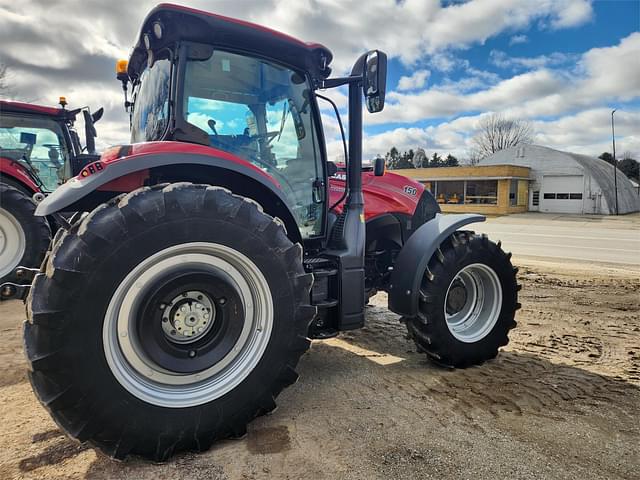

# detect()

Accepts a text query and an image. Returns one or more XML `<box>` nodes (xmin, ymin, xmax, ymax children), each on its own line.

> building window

<box><xmin>509</xmin><ymin>179</ymin><xmax>517</xmax><ymax>206</ymax></box>
<box><xmin>465</xmin><ymin>180</ymin><xmax>498</xmax><ymax>205</ymax></box>
<box><xmin>434</xmin><ymin>181</ymin><xmax>465</xmax><ymax>204</ymax></box>
<box><xmin>543</xmin><ymin>192</ymin><xmax>583</xmax><ymax>200</ymax></box>
<box><xmin>517</xmin><ymin>180</ymin><xmax>528</xmax><ymax>206</ymax></box>
<box><xmin>532</xmin><ymin>191</ymin><xmax>540</xmax><ymax>206</ymax></box>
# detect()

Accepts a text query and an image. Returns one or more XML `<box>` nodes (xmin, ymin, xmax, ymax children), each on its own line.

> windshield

<box><xmin>183</xmin><ymin>49</ymin><xmax>324</xmax><ymax>237</ymax></box>
<box><xmin>131</xmin><ymin>58</ymin><xmax>171</xmax><ymax>143</ymax></box>
<box><xmin>0</xmin><ymin>115</ymin><xmax>70</xmax><ymax>191</ymax></box>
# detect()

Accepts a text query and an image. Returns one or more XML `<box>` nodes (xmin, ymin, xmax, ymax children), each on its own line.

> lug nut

<box><xmin>162</xmin><ymin>318</ymin><xmax>168</xmax><ymax>323</ymax></box>
<box><xmin>197</xmin><ymin>295</ymin><xmax>203</xmax><ymax>300</ymax></box>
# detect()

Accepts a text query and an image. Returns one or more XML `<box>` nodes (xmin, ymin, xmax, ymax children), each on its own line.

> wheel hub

<box><xmin>103</xmin><ymin>242</ymin><xmax>274</xmax><ymax>408</ymax></box>
<box><xmin>161</xmin><ymin>291</ymin><xmax>215</xmax><ymax>344</ymax></box>
<box><xmin>444</xmin><ymin>263</ymin><xmax>502</xmax><ymax>343</ymax></box>
<box><xmin>445</xmin><ymin>280</ymin><xmax>467</xmax><ymax>315</ymax></box>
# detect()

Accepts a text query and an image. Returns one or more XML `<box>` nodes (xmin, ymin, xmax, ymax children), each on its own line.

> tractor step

<box><xmin>312</xmin><ymin>268</ymin><xmax>338</xmax><ymax>278</ymax></box>
<box><xmin>313</xmin><ymin>298</ymin><xmax>338</xmax><ymax>308</ymax></box>
<box><xmin>1</xmin><ymin>266</ymin><xmax>37</xmax><ymax>301</ymax></box>
<box><xmin>1</xmin><ymin>282</ymin><xmax>31</xmax><ymax>301</ymax></box>
<box><xmin>308</xmin><ymin>328</ymin><xmax>339</xmax><ymax>339</ymax></box>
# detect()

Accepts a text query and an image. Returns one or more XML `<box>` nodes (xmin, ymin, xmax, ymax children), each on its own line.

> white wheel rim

<box><xmin>444</xmin><ymin>263</ymin><xmax>502</xmax><ymax>343</ymax></box>
<box><xmin>0</xmin><ymin>207</ymin><xmax>26</xmax><ymax>278</ymax></box>
<box><xmin>103</xmin><ymin>242</ymin><xmax>274</xmax><ymax>408</ymax></box>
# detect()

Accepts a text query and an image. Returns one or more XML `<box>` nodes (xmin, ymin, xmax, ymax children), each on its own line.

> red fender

<box><xmin>0</xmin><ymin>157</ymin><xmax>41</xmax><ymax>193</ymax></box>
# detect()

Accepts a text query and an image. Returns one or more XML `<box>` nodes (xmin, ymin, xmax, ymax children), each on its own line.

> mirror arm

<box><xmin>319</xmin><ymin>75</ymin><xmax>362</xmax><ymax>89</ymax></box>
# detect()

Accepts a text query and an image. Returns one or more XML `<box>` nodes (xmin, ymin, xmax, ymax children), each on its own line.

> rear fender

<box><xmin>387</xmin><ymin>213</ymin><xmax>485</xmax><ymax>317</ymax></box>
<box><xmin>0</xmin><ymin>158</ymin><xmax>40</xmax><ymax>194</ymax></box>
<box><xmin>35</xmin><ymin>152</ymin><xmax>301</xmax><ymax>242</ymax></box>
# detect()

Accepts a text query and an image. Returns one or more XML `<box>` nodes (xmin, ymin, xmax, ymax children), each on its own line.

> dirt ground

<box><xmin>0</xmin><ymin>259</ymin><xmax>638</xmax><ymax>480</ymax></box>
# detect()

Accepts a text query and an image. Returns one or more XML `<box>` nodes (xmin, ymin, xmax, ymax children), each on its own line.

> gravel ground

<box><xmin>0</xmin><ymin>259</ymin><xmax>638</xmax><ymax>479</ymax></box>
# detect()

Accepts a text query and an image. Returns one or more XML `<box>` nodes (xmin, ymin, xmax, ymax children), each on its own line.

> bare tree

<box><xmin>0</xmin><ymin>63</ymin><xmax>8</xmax><ymax>93</ymax></box>
<box><xmin>465</xmin><ymin>147</ymin><xmax>483</xmax><ymax>166</ymax></box>
<box><xmin>471</xmin><ymin>113</ymin><xmax>534</xmax><ymax>159</ymax></box>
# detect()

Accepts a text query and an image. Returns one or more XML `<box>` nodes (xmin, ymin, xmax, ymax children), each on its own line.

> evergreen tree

<box><xmin>445</xmin><ymin>154</ymin><xmax>459</xmax><ymax>167</ymax></box>
<box><xmin>428</xmin><ymin>152</ymin><xmax>442</xmax><ymax>167</ymax></box>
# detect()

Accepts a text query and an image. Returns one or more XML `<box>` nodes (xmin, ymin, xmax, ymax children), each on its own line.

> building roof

<box><xmin>481</xmin><ymin>144</ymin><xmax>640</xmax><ymax>214</ymax></box>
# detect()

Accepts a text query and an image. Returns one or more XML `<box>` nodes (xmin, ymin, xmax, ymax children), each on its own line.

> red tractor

<box><xmin>23</xmin><ymin>4</ymin><xmax>519</xmax><ymax>461</ymax></box>
<box><xmin>0</xmin><ymin>98</ymin><xmax>102</xmax><ymax>284</ymax></box>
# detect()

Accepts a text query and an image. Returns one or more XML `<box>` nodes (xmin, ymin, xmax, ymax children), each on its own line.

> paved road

<box><xmin>478</xmin><ymin>212</ymin><xmax>640</xmax><ymax>267</ymax></box>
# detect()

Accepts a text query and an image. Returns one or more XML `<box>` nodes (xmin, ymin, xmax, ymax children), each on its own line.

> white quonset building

<box><xmin>480</xmin><ymin>145</ymin><xmax>640</xmax><ymax>215</ymax></box>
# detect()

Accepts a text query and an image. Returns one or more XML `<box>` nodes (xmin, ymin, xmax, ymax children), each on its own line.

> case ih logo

<box><xmin>403</xmin><ymin>185</ymin><xmax>417</xmax><ymax>196</ymax></box>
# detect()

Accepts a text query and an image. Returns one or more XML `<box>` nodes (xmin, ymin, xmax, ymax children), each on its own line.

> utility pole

<box><xmin>611</xmin><ymin>109</ymin><xmax>619</xmax><ymax>215</ymax></box>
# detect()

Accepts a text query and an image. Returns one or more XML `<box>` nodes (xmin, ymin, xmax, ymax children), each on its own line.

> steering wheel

<box><xmin>207</xmin><ymin>119</ymin><xmax>219</xmax><ymax>136</ymax></box>
<box><xmin>253</xmin><ymin>131</ymin><xmax>280</xmax><ymax>145</ymax></box>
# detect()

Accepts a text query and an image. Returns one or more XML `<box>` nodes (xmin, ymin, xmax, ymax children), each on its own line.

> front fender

<box><xmin>388</xmin><ymin>213</ymin><xmax>485</xmax><ymax>317</ymax></box>
<box><xmin>35</xmin><ymin>152</ymin><xmax>283</xmax><ymax>217</ymax></box>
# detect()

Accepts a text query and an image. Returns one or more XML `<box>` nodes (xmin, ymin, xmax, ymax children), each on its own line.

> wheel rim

<box><xmin>0</xmin><ymin>207</ymin><xmax>26</xmax><ymax>278</ymax></box>
<box><xmin>103</xmin><ymin>242</ymin><xmax>273</xmax><ymax>408</ymax></box>
<box><xmin>444</xmin><ymin>263</ymin><xmax>502</xmax><ymax>343</ymax></box>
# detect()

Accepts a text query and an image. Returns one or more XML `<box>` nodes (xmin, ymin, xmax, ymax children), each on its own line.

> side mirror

<box><xmin>363</xmin><ymin>50</ymin><xmax>387</xmax><ymax>113</ymax></box>
<box><xmin>373</xmin><ymin>157</ymin><xmax>385</xmax><ymax>176</ymax></box>
<box><xmin>82</xmin><ymin>110</ymin><xmax>97</xmax><ymax>155</ymax></box>
<box><xmin>92</xmin><ymin>107</ymin><xmax>104</xmax><ymax>124</ymax></box>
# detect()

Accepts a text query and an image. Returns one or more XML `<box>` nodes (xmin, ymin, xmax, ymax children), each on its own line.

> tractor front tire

<box><xmin>0</xmin><ymin>183</ymin><xmax>50</xmax><ymax>283</ymax></box>
<box><xmin>405</xmin><ymin>231</ymin><xmax>520</xmax><ymax>368</ymax></box>
<box><xmin>25</xmin><ymin>183</ymin><xmax>315</xmax><ymax>460</ymax></box>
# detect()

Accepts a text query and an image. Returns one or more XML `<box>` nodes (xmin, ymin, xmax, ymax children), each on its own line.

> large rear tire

<box><xmin>25</xmin><ymin>183</ymin><xmax>315</xmax><ymax>460</ymax></box>
<box><xmin>405</xmin><ymin>231</ymin><xmax>520</xmax><ymax>368</ymax></box>
<box><xmin>0</xmin><ymin>183</ymin><xmax>51</xmax><ymax>283</ymax></box>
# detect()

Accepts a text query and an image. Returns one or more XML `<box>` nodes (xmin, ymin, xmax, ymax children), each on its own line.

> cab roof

<box><xmin>0</xmin><ymin>100</ymin><xmax>65</xmax><ymax>118</ymax></box>
<box><xmin>128</xmin><ymin>3</ymin><xmax>333</xmax><ymax>81</ymax></box>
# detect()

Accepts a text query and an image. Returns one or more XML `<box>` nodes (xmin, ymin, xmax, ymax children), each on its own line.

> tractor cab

<box><xmin>116</xmin><ymin>4</ymin><xmax>385</xmax><ymax>241</ymax></box>
<box><xmin>0</xmin><ymin>98</ymin><xmax>103</xmax><ymax>193</ymax></box>
<box><xmin>127</xmin><ymin>45</ymin><xmax>327</xmax><ymax>237</ymax></box>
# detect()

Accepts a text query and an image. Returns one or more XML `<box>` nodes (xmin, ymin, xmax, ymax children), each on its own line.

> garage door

<box><xmin>541</xmin><ymin>175</ymin><xmax>584</xmax><ymax>213</ymax></box>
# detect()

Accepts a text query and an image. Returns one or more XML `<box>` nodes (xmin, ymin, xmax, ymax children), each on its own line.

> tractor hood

<box><xmin>329</xmin><ymin>170</ymin><xmax>426</xmax><ymax>221</ymax></box>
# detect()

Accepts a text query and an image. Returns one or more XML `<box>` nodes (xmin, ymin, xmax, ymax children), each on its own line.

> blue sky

<box><xmin>357</xmin><ymin>0</ymin><xmax>640</xmax><ymax>159</ymax></box>
<box><xmin>380</xmin><ymin>0</ymin><xmax>638</xmax><ymax>125</ymax></box>
<box><xmin>2</xmin><ymin>0</ymin><xmax>639</xmax><ymax>161</ymax></box>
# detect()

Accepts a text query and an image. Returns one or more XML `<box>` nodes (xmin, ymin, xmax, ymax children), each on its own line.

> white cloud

<box><xmin>0</xmin><ymin>0</ymin><xmax>622</xmax><ymax>161</ymax></box>
<box><xmin>397</xmin><ymin>70</ymin><xmax>431</xmax><ymax>91</ymax></box>
<box><xmin>509</xmin><ymin>34</ymin><xmax>528</xmax><ymax>46</ymax></box>
<box><xmin>549</xmin><ymin>0</ymin><xmax>594</xmax><ymax>28</ymax></box>
<box><xmin>489</xmin><ymin>50</ymin><xmax>574</xmax><ymax>70</ymax></box>
<box><xmin>369</xmin><ymin>32</ymin><xmax>640</xmax><ymax>126</ymax></box>
<box><xmin>363</xmin><ymin>108</ymin><xmax>640</xmax><ymax>160</ymax></box>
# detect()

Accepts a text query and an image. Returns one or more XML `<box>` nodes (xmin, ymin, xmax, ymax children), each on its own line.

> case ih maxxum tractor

<box><xmin>20</xmin><ymin>4</ymin><xmax>519</xmax><ymax>461</ymax></box>
<box><xmin>0</xmin><ymin>99</ymin><xmax>102</xmax><ymax>284</ymax></box>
